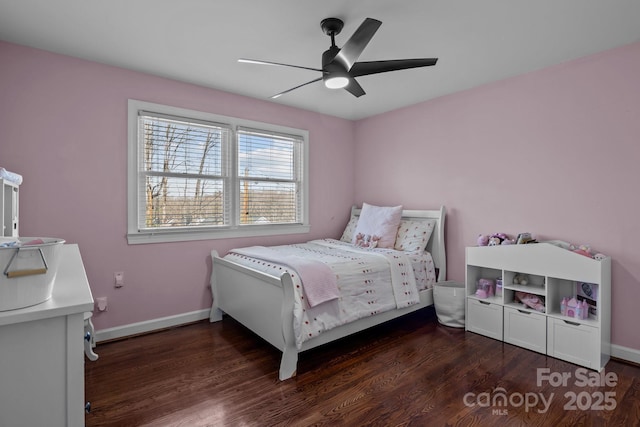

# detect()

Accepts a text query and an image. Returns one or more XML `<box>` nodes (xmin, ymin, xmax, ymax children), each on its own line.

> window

<box><xmin>127</xmin><ymin>100</ymin><xmax>309</xmax><ymax>244</ymax></box>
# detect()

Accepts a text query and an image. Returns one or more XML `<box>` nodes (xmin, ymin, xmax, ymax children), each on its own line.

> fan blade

<box><xmin>335</xmin><ymin>18</ymin><xmax>382</xmax><ymax>71</ymax></box>
<box><xmin>350</xmin><ymin>58</ymin><xmax>438</xmax><ymax>77</ymax></box>
<box><xmin>239</xmin><ymin>58</ymin><xmax>323</xmax><ymax>73</ymax></box>
<box><xmin>270</xmin><ymin>77</ymin><xmax>323</xmax><ymax>99</ymax></box>
<box><xmin>344</xmin><ymin>77</ymin><xmax>365</xmax><ymax>98</ymax></box>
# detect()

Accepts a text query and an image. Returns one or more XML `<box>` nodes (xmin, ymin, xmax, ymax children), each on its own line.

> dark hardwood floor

<box><xmin>85</xmin><ymin>308</ymin><xmax>640</xmax><ymax>426</ymax></box>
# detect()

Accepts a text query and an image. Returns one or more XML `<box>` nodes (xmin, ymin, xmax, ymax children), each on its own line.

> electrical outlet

<box><xmin>114</xmin><ymin>271</ymin><xmax>124</xmax><ymax>288</ymax></box>
<box><xmin>96</xmin><ymin>297</ymin><xmax>108</xmax><ymax>312</ymax></box>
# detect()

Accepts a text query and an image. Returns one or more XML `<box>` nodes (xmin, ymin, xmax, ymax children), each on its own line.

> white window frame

<box><xmin>127</xmin><ymin>99</ymin><xmax>309</xmax><ymax>244</ymax></box>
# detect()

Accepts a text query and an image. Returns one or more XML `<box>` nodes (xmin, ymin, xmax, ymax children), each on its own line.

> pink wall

<box><xmin>0</xmin><ymin>41</ymin><xmax>356</xmax><ymax>330</ymax></box>
<box><xmin>2</xmin><ymin>39</ymin><xmax>639</xmax><ymax>353</ymax></box>
<box><xmin>354</xmin><ymin>41</ymin><xmax>640</xmax><ymax>351</ymax></box>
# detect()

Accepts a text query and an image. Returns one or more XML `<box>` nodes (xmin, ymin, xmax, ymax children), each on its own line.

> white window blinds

<box><xmin>137</xmin><ymin>113</ymin><xmax>231</xmax><ymax>230</ymax></box>
<box><xmin>237</xmin><ymin>127</ymin><xmax>303</xmax><ymax>225</ymax></box>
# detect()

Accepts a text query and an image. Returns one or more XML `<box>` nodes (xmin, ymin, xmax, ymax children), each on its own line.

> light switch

<box><xmin>114</xmin><ymin>272</ymin><xmax>124</xmax><ymax>288</ymax></box>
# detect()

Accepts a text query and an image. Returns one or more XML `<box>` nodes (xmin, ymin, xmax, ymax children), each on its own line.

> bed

<box><xmin>209</xmin><ymin>205</ymin><xmax>446</xmax><ymax>380</ymax></box>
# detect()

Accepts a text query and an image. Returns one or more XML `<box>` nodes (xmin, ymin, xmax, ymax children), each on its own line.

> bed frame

<box><xmin>209</xmin><ymin>206</ymin><xmax>446</xmax><ymax>380</ymax></box>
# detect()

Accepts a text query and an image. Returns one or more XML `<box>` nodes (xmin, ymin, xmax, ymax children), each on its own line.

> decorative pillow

<box><xmin>340</xmin><ymin>215</ymin><xmax>359</xmax><ymax>242</ymax></box>
<box><xmin>394</xmin><ymin>219</ymin><xmax>437</xmax><ymax>252</ymax></box>
<box><xmin>352</xmin><ymin>203</ymin><xmax>403</xmax><ymax>249</ymax></box>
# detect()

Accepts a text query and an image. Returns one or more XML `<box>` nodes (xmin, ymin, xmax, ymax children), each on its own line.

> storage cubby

<box><xmin>503</xmin><ymin>270</ymin><xmax>545</xmax><ymax>291</ymax></box>
<box><xmin>503</xmin><ymin>289</ymin><xmax>543</xmax><ymax>313</ymax></box>
<box><xmin>466</xmin><ymin>266</ymin><xmax>502</xmax><ymax>303</ymax></box>
<box><xmin>465</xmin><ymin>243</ymin><xmax>611</xmax><ymax>371</ymax></box>
<box><xmin>547</xmin><ymin>278</ymin><xmax>576</xmax><ymax>317</ymax></box>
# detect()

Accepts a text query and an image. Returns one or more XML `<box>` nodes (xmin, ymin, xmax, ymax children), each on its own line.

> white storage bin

<box><xmin>547</xmin><ymin>317</ymin><xmax>600</xmax><ymax>369</ymax></box>
<box><xmin>433</xmin><ymin>281</ymin><xmax>466</xmax><ymax>328</ymax></box>
<box><xmin>467</xmin><ymin>298</ymin><xmax>503</xmax><ymax>340</ymax></box>
<box><xmin>0</xmin><ymin>237</ymin><xmax>65</xmax><ymax>311</ymax></box>
<box><xmin>504</xmin><ymin>306</ymin><xmax>547</xmax><ymax>354</ymax></box>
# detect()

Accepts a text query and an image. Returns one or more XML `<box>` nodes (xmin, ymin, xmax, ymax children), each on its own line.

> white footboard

<box><xmin>210</xmin><ymin>250</ymin><xmax>299</xmax><ymax>380</ymax></box>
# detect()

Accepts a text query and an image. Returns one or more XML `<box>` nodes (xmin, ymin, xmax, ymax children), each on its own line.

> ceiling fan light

<box><xmin>324</xmin><ymin>76</ymin><xmax>349</xmax><ymax>89</ymax></box>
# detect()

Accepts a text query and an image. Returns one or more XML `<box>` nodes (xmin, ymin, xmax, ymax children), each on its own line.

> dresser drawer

<box><xmin>466</xmin><ymin>298</ymin><xmax>503</xmax><ymax>340</ymax></box>
<box><xmin>547</xmin><ymin>317</ymin><xmax>600</xmax><ymax>369</ymax></box>
<box><xmin>504</xmin><ymin>306</ymin><xmax>547</xmax><ymax>354</ymax></box>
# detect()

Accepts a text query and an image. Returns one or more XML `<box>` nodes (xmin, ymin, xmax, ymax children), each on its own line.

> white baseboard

<box><xmin>612</xmin><ymin>344</ymin><xmax>640</xmax><ymax>365</ymax></box>
<box><xmin>94</xmin><ymin>309</ymin><xmax>210</xmax><ymax>343</ymax></box>
<box><xmin>94</xmin><ymin>310</ymin><xmax>640</xmax><ymax>367</ymax></box>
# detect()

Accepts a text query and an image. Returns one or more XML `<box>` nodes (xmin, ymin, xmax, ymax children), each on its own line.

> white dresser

<box><xmin>0</xmin><ymin>244</ymin><xmax>94</xmax><ymax>427</ymax></box>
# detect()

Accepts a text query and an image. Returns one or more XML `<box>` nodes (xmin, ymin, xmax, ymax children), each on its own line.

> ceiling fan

<box><xmin>239</xmin><ymin>17</ymin><xmax>438</xmax><ymax>99</ymax></box>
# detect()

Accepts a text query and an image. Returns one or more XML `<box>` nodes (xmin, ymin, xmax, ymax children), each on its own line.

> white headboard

<box><xmin>349</xmin><ymin>205</ymin><xmax>447</xmax><ymax>282</ymax></box>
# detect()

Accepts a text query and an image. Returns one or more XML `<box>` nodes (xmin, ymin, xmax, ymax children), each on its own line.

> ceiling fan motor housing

<box><xmin>320</xmin><ymin>18</ymin><xmax>344</xmax><ymax>37</ymax></box>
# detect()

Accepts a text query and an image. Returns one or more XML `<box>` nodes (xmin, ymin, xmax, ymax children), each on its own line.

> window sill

<box><xmin>127</xmin><ymin>224</ymin><xmax>311</xmax><ymax>245</ymax></box>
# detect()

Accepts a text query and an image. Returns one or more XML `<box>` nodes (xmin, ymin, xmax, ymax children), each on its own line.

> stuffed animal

<box><xmin>515</xmin><ymin>291</ymin><xmax>545</xmax><ymax>313</ymax></box>
<box><xmin>355</xmin><ymin>233</ymin><xmax>380</xmax><ymax>248</ymax></box>
<box><xmin>479</xmin><ymin>233</ymin><xmax>514</xmax><ymax>246</ymax></box>
<box><xmin>572</xmin><ymin>244</ymin><xmax>593</xmax><ymax>258</ymax></box>
<box><xmin>488</xmin><ymin>236</ymin><xmax>501</xmax><ymax>246</ymax></box>
<box><xmin>488</xmin><ymin>233</ymin><xmax>513</xmax><ymax>246</ymax></box>
<box><xmin>513</xmin><ymin>273</ymin><xmax>529</xmax><ymax>285</ymax></box>
<box><xmin>368</xmin><ymin>235</ymin><xmax>380</xmax><ymax>248</ymax></box>
<box><xmin>477</xmin><ymin>234</ymin><xmax>489</xmax><ymax>246</ymax></box>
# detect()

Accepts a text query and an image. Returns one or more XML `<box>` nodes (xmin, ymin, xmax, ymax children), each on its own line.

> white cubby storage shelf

<box><xmin>465</xmin><ymin>243</ymin><xmax>611</xmax><ymax>371</ymax></box>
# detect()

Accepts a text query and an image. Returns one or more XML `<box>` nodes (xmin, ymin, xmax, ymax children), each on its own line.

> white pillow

<box><xmin>340</xmin><ymin>215</ymin><xmax>359</xmax><ymax>242</ymax></box>
<box><xmin>352</xmin><ymin>203</ymin><xmax>403</xmax><ymax>249</ymax></box>
<box><xmin>394</xmin><ymin>219</ymin><xmax>436</xmax><ymax>252</ymax></box>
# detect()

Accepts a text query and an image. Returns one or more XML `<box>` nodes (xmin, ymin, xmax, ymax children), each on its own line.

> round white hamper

<box><xmin>433</xmin><ymin>281</ymin><xmax>466</xmax><ymax>328</ymax></box>
<box><xmin>0</xmin><ymin>237</ymin><xmax>65</xmax><ymax>311</ymax></box>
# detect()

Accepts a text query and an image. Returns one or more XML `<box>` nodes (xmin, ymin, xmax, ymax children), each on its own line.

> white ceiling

<box><xmin>1</xmin><ymin>0</ymin><xmax>639</xmax><ymax>120</ymax></box>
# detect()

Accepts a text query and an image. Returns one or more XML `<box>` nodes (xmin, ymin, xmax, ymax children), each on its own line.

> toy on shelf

<box><xmin>571</xmin><ymin>244</ymin><xmax>593</xmax><ymax>258</ymax></box>
<box><xmin>561</xmin><ymin>297</ymin><xmax>589</xmax><ymax>320</ymax></box>
<box><xmin>578</xmin><ymin>282</ymin><xmax>598</xmax><ymax>300</ymax></box>
<box><xmin>546</xmin><ymin>240</ymin><xmax>609</xmax><ymax>261</ymax></box>
<box><xmin>475</xmin><ymin>278</ymin><xmax>495</xmax><ymax>299</ymax></box>
<box><xmin>516</xmin><ymin>232</ymin><xmax>537</xmax><ymax>244</ymax></box>
<box><xmin>512</xmin><ymin>273</ymin><xmax>530</xmax><ymax>286</ymax></box>
<box><xmin>477</xmin><ymin>234</ymin><xmax>489</xmax><ymax>246</ymax></box>
<box><xmin>576</xmin><ymin>282</ymin><xmax>598</xmax><ymax>318</ymax></box>
<box><xmin>477</xmin><ymin>233</ymin><xmax>515</xmax><ymax>246</ymax></box>
<box><xmin>515</xmin><ymin>291</ymin><xmax>545</xmax><ymax>312</ymax></box>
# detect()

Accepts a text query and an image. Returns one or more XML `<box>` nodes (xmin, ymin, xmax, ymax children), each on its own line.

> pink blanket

<box><xmin>229</xmin><ymin>246</ymin><xmax>339</xmax><ymax>307</ymax></box>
